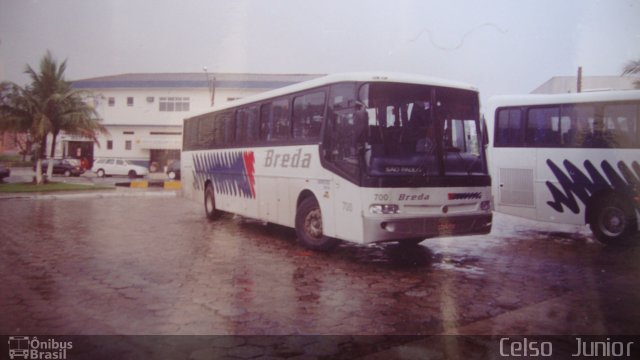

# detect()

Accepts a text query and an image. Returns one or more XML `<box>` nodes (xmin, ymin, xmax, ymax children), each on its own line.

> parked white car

<box><xmin>92</xmin><ymin>158</ymin><xmax>149</xmax><ymax>178</ymax></box>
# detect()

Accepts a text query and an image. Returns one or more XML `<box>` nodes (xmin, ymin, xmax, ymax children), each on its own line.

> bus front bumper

<box><xmin>362</xmin><ymin>213</ymin><xmax>492</xmax><ymax>243</ymax></box>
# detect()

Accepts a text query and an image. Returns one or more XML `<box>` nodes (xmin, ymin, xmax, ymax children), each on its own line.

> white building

<box><xmin>63</xmin><ymin>73</ymin><xmax>322</xmax><ymax>171</ymax></box>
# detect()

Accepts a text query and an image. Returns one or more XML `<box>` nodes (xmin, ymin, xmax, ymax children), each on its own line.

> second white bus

<box><xmin>182</xmin><ymin>73</ymin><xmax>493</xmax><ymax>250</ymax></box>
<box><xmin>485</xmin><ymin>90</ymin><xmax>640</xmax><ymax>244</ymax></box>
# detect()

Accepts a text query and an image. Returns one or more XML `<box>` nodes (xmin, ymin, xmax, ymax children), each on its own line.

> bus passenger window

<box><xmin>293</xmin><ymin>91</ymin><xmax>326</xmax><ymax>140</ymax></box>
<box><xmin>185</xmin><ymin>118</ymin><xmax>200</xmax><ymax>150</ymax></box>
<box><xmin>212</xmin><ymin>114</ymin><xmax>226</xmax><ymax>146</ymax></box>
<box><xmin>560</xmin><ymin>105</ymin><xmax>594</xmax><ymax>147</ymax></box>
<box><xmin>323</xmin><ymin>83</ymin><xmax>361</xmax><ymax>180</ymax></box>
<box><xmin>527</xmin><ymin>107</ymin><xmax>560</xmax><ymax>146</ymax></box>
<box><xmin>236</xmin><ymin>107</ymin><xmax>259</xmax><ymax>143</ymax></box>
<box><xmin>495</xmin><ymin>108</ymin><xmax>522</xmax><ymax>147</ymax></box>
<box><xmin>223</xmin><ymin>113</ymin><xmax>235</xmax><ymax>144</ymax></box>
<box><xmin>260</xmin><ymin>104</ymin><xmax>272</xmax><ymax>141</ymax></box>
<box><xmin>602</xmin><ymin>103</ymin><xmax>638</xmax><ymax>148</ymax></box>
<box><xmin>259</xmin><ymin>99</ymin><xmax>290</xmax><ymax>141</ymax></box>
<box><xmin>272</xmin><ymin>99</ymin><xmax>290</xmax><ymax>140</ymax></box>
<box><xmin>198</xmin><ymin>116</ymin><xmax>215</xmax><ymax>148</ymax></box>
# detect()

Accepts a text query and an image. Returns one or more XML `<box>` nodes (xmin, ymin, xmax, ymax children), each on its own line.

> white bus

<box><xmin>485</xmin><ymin>90</ymin><xmax>640</xmax><ymax>244</ymax></box>
<box><xmin>182</xmin><ymin>73</ymin><xmax>492</xmax><ymax>250</ymax></box>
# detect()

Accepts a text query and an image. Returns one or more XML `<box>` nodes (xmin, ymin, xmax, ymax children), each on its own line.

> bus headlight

<box><xmin>370</xmin><ymin>204</ymin><xmax>400</xmax><ymax>214</ymax></box>
<box><xmin>480</xmin><ymin>200</ymin><xmax>491</xmax><ymax>211</ymax></box>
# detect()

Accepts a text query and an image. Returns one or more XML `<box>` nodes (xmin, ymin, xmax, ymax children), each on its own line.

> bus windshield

<box><xmin>358</xmin><ymin>83</ymin><xmax>484</xmax><ymax>177</ymax></box>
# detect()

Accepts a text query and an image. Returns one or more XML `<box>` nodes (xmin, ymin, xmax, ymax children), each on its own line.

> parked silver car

<box><xmin>92</xmin><ymin>158</ymin><xmax>149</xmax><ymax>178</ymax></box>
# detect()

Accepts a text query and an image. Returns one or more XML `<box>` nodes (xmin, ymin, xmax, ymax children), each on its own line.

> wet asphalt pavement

<box><xmin>1</xmin><ymin>195</ymin><xmax>639</xmax><ymax>340</ymax></box>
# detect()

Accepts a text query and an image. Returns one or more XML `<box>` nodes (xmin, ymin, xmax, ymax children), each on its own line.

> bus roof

<box><xmin>186</xmin><ymin>72</ymin><xmax>478</xmax><ymax>119</ymax></box>
<box><xmin>486</xmin><ymin>90</ymin><xmax>640</xmax><ymax>111</ymax></box>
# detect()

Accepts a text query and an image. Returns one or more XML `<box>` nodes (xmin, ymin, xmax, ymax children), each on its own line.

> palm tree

<box><xmin>622</xmin><ymin>59</ymin><xmax>640</xmax><ymax>89</ymax></box>
<box><xmin>26</xmin><ymin>51</ymin><xmax>107</xmax><ymax>180</ymax></box>
<box><xmin>1</xmin><ymin>51</ymin><xmax>107</xmax><ymax>183</ymax></box>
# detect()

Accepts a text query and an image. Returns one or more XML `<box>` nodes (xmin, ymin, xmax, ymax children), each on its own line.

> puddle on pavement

<box><xmin>430</xmin><ymin>254</ymin><xmax>485</xmax><ymax>278</ymax></box>
<box><xmin>332</xmin><ymin>242</ymin><xmax>435</xmax><ymax>270</ymax></box>
<box><xmin>513</xmin><ymin>228</ymin><xmax>598</xmax><ymax>247</ymax></box>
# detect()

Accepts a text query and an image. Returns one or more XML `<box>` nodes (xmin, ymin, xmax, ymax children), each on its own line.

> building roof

<box><xmin>531</xmin><ymin>75</ymin><xmax>638</xmax><ymax>94</ymax></box>
<box><xmin>72</xmin><ymin>73</ymin><xmax>324</xmax><ymax>90</ymax></box>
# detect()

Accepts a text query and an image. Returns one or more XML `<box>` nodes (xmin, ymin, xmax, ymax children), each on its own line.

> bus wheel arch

<box><xmin>587</xmin><ymin>192</ymin><xmax>637</xmax><ymax>245</ymax></box>
<box><xmin>295</xmin><ymin>191</ymin><xmax>338</xmax><ymax>251</ymax></box>
<box><xmin>204</xmin><ymin>181</ymin><xmax>221</xmax><ymax>221</ymax></box>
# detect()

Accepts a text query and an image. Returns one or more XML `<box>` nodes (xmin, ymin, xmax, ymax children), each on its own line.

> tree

<box><xmin>0</xmin><ymin>81</ymin><xmax>50</xmax><ymax>184</ymax></box>
<box><xmin>0</xmin><ymin>51</ymin><xmax>107</xmax><ymax>183</ymax></box>
<box><xmin>622</xmin><ymin>59</ymin><xmax>640</xmax><ymax>89</ymax></box>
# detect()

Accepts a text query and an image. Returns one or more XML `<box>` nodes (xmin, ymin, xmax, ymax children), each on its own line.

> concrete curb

<box><xmin>116</xmin><ymin>180</ymin><xmax>182</xmax><ymax>189</ymax></box>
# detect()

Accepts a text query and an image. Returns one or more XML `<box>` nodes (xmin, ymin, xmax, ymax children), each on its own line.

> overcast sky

<box><xmin>1</xmin><ymin>0</ymin><xmax>639</xmax><ymax>101</ymax></box>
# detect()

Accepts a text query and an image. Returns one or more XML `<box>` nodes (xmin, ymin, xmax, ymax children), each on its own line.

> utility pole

<box><xmin>577</xmin><ymin>66</ymin><xmax>582</xmax><ymax>93</ymax></box>
<box><xmin>203</xmin><ymin>67</ymin><xmax>216</xmax><ymax>107</ymax></box>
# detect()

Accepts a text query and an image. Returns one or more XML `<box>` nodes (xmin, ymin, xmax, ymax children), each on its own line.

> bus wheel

<box><xmin>295</xmin><ymin>197</ymin><xmax>338</xmax><ymax>251</ymax></box>
<box><xmin>204</xmin><ymin>184</ymin><xmax>221</xmax><ymax>221</ymax></box>
<box><xmin>589</xmin><ymin>196</ymin><xmax>637</xmax><ymax>245</ymax></box>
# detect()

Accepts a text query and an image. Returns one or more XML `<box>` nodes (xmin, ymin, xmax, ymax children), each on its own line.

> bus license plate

<box><xmin>437</xmin><ymin>220</ymin><xmax>456</xmax><ymax>235</ymax></box>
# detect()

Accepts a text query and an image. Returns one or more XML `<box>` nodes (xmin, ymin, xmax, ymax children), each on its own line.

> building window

<box><xmin>159</xmin><ymin>97</ymin><xmax>190</xmax><ymax>112</ymax></box>
<box><xmin>123</xmin><ymin>131</ymin><xmax>134</xmax><ymax>135</ymax></box>
<box><xmin>127</xmin><ymin>97</ymin><xmax>134</xmax><ymax>106</ymax></box>
<box><xmin>125</xmin><ymin>140</ymin><xmax>132</xmax><ymax>150</ymax></box>
<box><xmin>108</xmin><ymin>97</ymin><xmax>115</xmax><ymax>106</ymax></box>
<box><xmin>107</xmin><ymin>140</ymin><xmax>113</xmax><ymax>150</ymax></box>
<box><xmin>149</xmin><ymin>131</ymin><xmax>182</xmax><ymax>135</ymax></box>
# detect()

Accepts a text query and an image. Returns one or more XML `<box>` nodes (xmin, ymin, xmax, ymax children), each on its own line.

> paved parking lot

<box><xmin>2</xmin><ymin>194</ymin><xmax>639</xmax><ymax>340</ymax></box>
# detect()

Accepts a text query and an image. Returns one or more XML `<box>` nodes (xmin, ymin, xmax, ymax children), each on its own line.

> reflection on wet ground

<box><xmin>1</xmin><ymin>197</ymin><xmax>640</xmax><ymax>337</ymax></box>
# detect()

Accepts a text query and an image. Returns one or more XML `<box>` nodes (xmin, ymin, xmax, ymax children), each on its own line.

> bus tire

<box><xmin>204</xmin><ymin>184</ymin><xmax>221</xmax><ymax>221</ymax></box>
<box><xmin>295</xmin><ymin>197</ymin><xmax>338</xmax><ymax>251</ymax></box>
<box><xmin>398</xmin><ymin>238</ymin><xmax>425</xmax><ymax>247</ymax></box>
<box><xmin>589</xmin><ymin>196</ymin><xmax>637</xmax><ymax>245</ymax></box>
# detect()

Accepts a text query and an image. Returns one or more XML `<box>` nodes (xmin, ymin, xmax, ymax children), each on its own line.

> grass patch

<box><xmin>0</xmin><ymin>154</ymin><xmax>33</xmax><ymax>167</ymax></box>
<box><xmin>0</xmin><ymin>182</ymin><xmax>113</xmax><ymax>193</ymax></box>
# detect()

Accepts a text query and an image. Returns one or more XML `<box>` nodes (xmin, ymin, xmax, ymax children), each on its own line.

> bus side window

<box><xmin>293</xmin><ymin>91</ymin><xmax>326</xmax><ymax>140</ymax></box>
<box><xmin>236</xmin><ymin>106</ymin><xmax>259</xmax><ymax>143</ymax></box>
<box><xmin>323</xmin><ymin>83</ymin><xmax>361</xmax><ymax>180</ymax></box>
<box><xmin>260</xmin><ymin>98</ymin><xmax>290</xmax><ymax>141</ymax></box>
<box><xmin>272</xmin><ymin>98</ymin><xmax>290</xmax><ymax>141</ymax></box>
<box><xmin>198</xmin><ymin>115</ymin><xmax>215</xmax><ymax>148</ymax></box>
<box><xmin>527</xmin><ymin>107</ymin><xmax>560</xmax><ymax>147</ymax></box>
<box><xmin>602</xmin><ymin>103</ymin><xmax>638</xmax><ymax>148</ymax></box>
<box><xmin>560</xmin><ymin>104</ymin><xmax>594</xmax><ymax>147</ymax></box>
<box><xmin>212</xmin><ymin>114</ymin><xmax>226</xmax><ymax>146</ymax></box>
<box><xmin>184</xmin><ymin>118</ymin><xmax>200</xmax><ymax>150</ymax></box>
<box><xmin>260</xmin><ymin>103</ymin><xmax>272</xmax><ymax>141</ymax></box>
<box><xmin>223</xmin><ymin>112</ymin><xmax>235</xmax><ymax>144</ymax></box>
<box><xmin>495</xmin><ymin>108</ymin><xmax>522</xmax><ymax>147</ymax></box>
